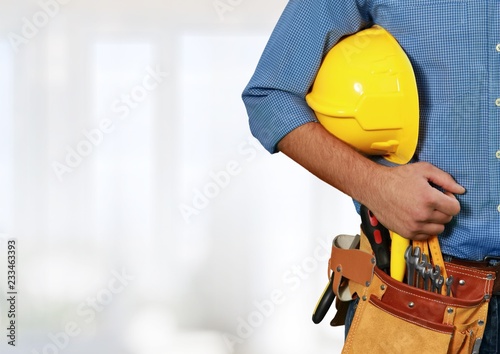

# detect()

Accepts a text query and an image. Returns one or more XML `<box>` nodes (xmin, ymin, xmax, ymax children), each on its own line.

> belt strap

<box><xmin>329</xmin><ymin>234</ymin><xmax>376</xmax><ymax>301</ymax></box>
<box><xmin>428</xmin><ymin>235</ymin><xmax>448</xmax><ymax>280</ymax></box>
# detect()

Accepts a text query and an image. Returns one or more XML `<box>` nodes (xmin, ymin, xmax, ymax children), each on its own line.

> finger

<box><xmin>425</xmin><ymin>164</ymin><xmax>466</xmax><ymax>195</ymax></box>
<box><xmin>412</xmin><ymin>223</ymin><xmax>446</xmax><ymax>240</ymax></box>
<box><xmin>412</xmin><ymin>233</ymin><xmax>433</xmax><ymax>241</ymax></box>
<box><xmin>427</xmin><ymin>210</ymin><xmax>454</xmax><ymax>225</ymax></box>
<box><xmin>413</xmin><ymin>208</ymin><xmax>452</xmax><ymax>225</ymax></box>
<box><xmin>402</xmin><ymin>217</ymin><xmax>447</xmax><ymax>240</ymax></box>
<box><xmin>431</xmin><ymin>189</ymin><xmax>462</xmax><ymax>216</ymax></box>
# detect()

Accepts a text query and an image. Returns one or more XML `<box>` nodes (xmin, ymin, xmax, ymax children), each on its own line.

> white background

<box><xmin>0</xmin><ymin>1</ymin><xmax>360</xmax><ymax>353</ymax></box>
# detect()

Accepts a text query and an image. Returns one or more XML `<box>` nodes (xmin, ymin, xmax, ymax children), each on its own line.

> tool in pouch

<box><xmin>409</xmin><ymin>237</ymin><xmax>450</xmax><ymax>296</ymax></box>
<box><xmin>312</xmin><ymin>234</ymin><xmax>374</xmax><ymax>324</ymax></box>
<box><xmin>359</xmin><ymin>205</ymin><xmax>391</xmax><ymax>274</ymax></box>
<box><xmin>342</xmin><ymin>244</ymin><xmax>493</xmax><ymax>354</ymax></box>
<box><xmin>312</xmin><ymin>205</ymin><xmax>391</xmax><ymax>324</ymax></box>
<box><xmin>312</xmin><ymin>207</ymin><xmax>453</xmax><ymax>323</ymax></box>
<box><xmin>314</xmin><ymin>216</ymin><xmax>494</xmax><ymax>354</ymax></box>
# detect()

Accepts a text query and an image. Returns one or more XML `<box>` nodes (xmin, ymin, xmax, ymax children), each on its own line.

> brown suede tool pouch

<box><xmin>330</xmin><ymin>234</ymin><xmax>495</xmax><ymax>354</ymax></box>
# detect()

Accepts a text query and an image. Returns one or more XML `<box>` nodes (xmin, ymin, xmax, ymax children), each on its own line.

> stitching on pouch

<box><xmin>370</xmin><ymin>300</ymin><xmax>453</xmax><ymax>335</ymax></box>
<box><xmin>386</xmin><ymin>282</ymin><xmax>474</xmax><ymax>307</ymax></box>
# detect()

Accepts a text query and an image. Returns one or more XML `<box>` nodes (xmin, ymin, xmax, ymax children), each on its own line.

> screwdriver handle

<box><xmin>360</xmin><ymin>205</ymin><xmax>391</xmax><ymax>273</ymax></box>
<box><xmin>390</xmin><ymin>231</ymin><xmax>410</xmax><ymax>281</ymax></box>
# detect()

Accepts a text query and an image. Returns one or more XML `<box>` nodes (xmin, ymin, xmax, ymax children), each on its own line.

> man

<box><xmin>242</xmin><ymin>1</ymin><xmax>500</xmax><ymax>352</ymax></box>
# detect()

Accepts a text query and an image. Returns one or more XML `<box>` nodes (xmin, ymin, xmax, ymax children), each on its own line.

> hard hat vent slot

<box><xmin>371</xmin><ymin>140</ymin><xmax>400</xmax><ymax>153</ymax></box>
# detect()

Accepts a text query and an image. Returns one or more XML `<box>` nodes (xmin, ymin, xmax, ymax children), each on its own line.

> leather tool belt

<box><xmin>446</xmin><ymin>257</ymin><xmax>500</xmax><ymax>295</ymax></box>
<box><xmin>328</xmin><ymin>232</ymin><xmax>495</xmax><ymax>354</ymax></box>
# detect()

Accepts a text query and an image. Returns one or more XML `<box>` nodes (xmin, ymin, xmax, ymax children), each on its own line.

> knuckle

<box><xmin>414</xmin><ymin>208</ymin><xmax>432</xmax><ymax>223</ymax></box>
<box><xmin>432</xmin><ymin>224</ymin><xmax>446</xmax><ymax>235</ymax></box>
<box><xmin>407</xmin><ymin>220</ymin><xmax>422</xmax><ymax>234</ymax></box>
<box><xmin>413</xmin><ymin>234</ymin><xmax>430</xmax><ymax>241</ymax></box>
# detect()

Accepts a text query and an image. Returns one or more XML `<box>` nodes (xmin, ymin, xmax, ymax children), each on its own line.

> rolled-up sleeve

<box><xmin>242</xmin><ymin>0</ymin><xmax>371</xmax><ymax>153</ymax></box>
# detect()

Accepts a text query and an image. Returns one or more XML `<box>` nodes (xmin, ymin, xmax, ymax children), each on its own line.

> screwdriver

<box><xmin>360</xmin><ymin>205</ymin><xmax>391</xmax><ymax>274</ymax></box>
<box><xmin>391</xmin><ymin>232</ymin><xmax>410</xmax><ymax>281</ymax></box>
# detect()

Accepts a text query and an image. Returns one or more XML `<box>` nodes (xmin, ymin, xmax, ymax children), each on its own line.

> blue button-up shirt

<box><xmin>242</xmin><ymin>0</ymin><xmax>500</xmax><ymax>260</ymax></box>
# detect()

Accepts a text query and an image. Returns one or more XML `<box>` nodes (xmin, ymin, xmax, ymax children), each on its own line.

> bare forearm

<box><xmin>277</xmin><ymin>121</ymin><xmax>383</xmax><ymax>206</ymax></box>
<box><xmin>277</xmin><ymin>122</ymin><xmax>465</xmax><ymax>240</ymax></box>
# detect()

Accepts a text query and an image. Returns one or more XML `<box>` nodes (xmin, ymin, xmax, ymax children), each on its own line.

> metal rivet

<box><xmin>447</xmin><ymin>307</ymin><xmax>454</xmax><ymax>314</ymax></box>
<box><xmin>478</xmin><ymin>320</ymin><xmax>485</xmax><ymax>326</ymax></box>
<box><xmin>459</xmin><ymin>279</ymin><xmax>466</xmax><ymax>286</ymax></box>
<box><xmin>362</xmin><ymin>295</ymin><xmax>367</xmax><ymax>301</ymax></box>
<box><xmin>408</xmin><ymin>302</ymin><xmax>415</xmax><ymax>308</ymax></box>
<box><xmin>371</xmin><ymin>258</ymin><xmax>376</xmax><ymax>265</ymax></box>
<box><xmin>336</xmin><ymin>266</ymin><xmax>342</xmax><ymax>272</ymax></box>
<box><xmin>380</xmin><ymin>285</ymin><xmax>386</xmax><ymax>291</ymax></box>
<box><xmin>484</xmin><ymin>294</ymin><xmax>491</xmax><ymax>300</ymax></box>
<box><xmin>487</xmin><ymin>274</ymin><xmax>493</xmax><ymax>280</ymax></box>
<box><xmin>365</xmin><ymin>281</ymin><xmax>371</xmax><ymax>287</ymax></box>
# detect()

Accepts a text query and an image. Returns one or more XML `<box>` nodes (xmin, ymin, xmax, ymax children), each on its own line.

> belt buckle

<box><xmin>483</xmin><ymin>256</ymin><xmax>500</xmax><ymax>264</ymax></box>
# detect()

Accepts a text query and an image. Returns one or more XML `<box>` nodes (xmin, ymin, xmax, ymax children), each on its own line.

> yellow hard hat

<box><xmin>306</xmin><ymin>25</ymin><xmax>419</xmax><ymax>164</ymax></box>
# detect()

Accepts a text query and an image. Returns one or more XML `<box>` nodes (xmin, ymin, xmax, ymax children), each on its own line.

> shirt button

<box><xmin>496</xmin><ymin>98</ymin><xmax>500</xmax><ymax>106</ymax></box>
<box><xmin>496</xmin><ymin>43</ymin><xmax>500</xmax><ymax>52</ymax></box>
<box><xmin>496</xmin><ymin>151</ymin><xmax>500</xmax><ymax>159</ymax></box>
<box><xmin>497</xmin><ymin>205</ymin><xmax>500</xmax><ymax>213</ymax></box>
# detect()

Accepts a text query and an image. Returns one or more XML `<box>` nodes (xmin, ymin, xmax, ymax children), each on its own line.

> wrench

<box><xmin>415</xmin><ymin>253</ymin><xmax>428</xmax><ymax>288</ymax></box>
<box><xmin>435</xmin><ymin>274</ymin><xmax>444</xmax><ymax>294</ymax></box>
<box><xmin>410</xmin><ymin>247</ymin><xmax>421</xmax><ymax>287</ymax></box>
<box><xmin>423</xmin><ymin>266</ymin><xmax>433</xmax><ymax>291</ymax></box>
<box><xmin>430</xmin><ymin>265</ymin><xmax>441</xmax><ymax>293</ymax></box>
<box><xmin>418</xmin><ymin>254</ymin><xmax>431</xmax><ymax>289</ymax></box>
<box><xmin>404</xmin><ymin>245</ymin><xmax>415</xmax><ymax>286</ymax></box>
<box><xmin>445</xmin><ymin>275</ymin><xmax>454</xmax><ymax>296</ymax></box>
<box><xmin>405</xmin><ymin>246</ymin><xmax>421</xmax><ymax>287</ymax></box>
<box><xmin>415</xmin><ymin>261</ymin><xmax>425</xmax><ymax>288</ymax></box>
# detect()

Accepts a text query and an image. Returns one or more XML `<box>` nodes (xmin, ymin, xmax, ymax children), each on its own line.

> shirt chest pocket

<box><xmin>372</xmin><ymin>0</ymin><xmax>471</xmax><ymax>103</ymax></box>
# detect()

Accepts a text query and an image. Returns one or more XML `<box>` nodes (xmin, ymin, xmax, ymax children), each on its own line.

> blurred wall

<box><xmin>0</xmin><ymin>1</ymin><xmax>360</xmax><ymax>353</ymax></box>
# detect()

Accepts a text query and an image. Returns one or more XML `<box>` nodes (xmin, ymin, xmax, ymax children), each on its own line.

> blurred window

<box><xmin>0</xmin><ymin>42</ymin><xmax>14</xmax><ymax>232</ymax></box>
<box><xmin>89</xmin><ymin>42</ymin><xmax>155</xmax><ymax>240</ymax></box>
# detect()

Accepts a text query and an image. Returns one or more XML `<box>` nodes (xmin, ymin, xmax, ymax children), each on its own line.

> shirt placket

<box><xmin>491</xmin><ymin>5</ymin><xmax>500</xmax><ymax>216</ymax></box>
